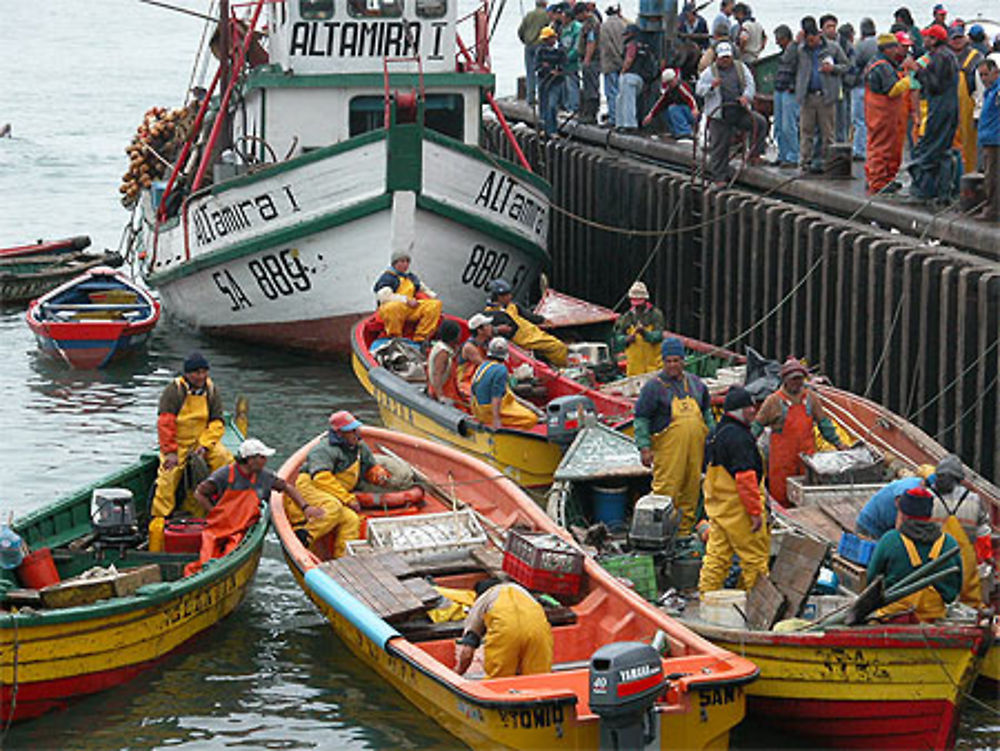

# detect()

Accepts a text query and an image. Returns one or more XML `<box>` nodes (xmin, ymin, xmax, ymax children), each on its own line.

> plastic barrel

<box><xmin>701</xmin><ymin>589</ymin><xmax>747</xmax><ymax>628</ymax></box>
<box><xmin>17</xmin><ymin>547</ymin><xmax>60</xmax><ymax>589</ymax></box>
<box><xmin>592</xmin><ymin>485</ymin><xmax>628</xmax><ymax>531</ymax></box>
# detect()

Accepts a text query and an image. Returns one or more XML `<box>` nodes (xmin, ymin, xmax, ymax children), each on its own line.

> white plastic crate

<box><xmin>365</xmin><ymin>509</ymin><xmax>487</xmax><ymax>561</ymax></box>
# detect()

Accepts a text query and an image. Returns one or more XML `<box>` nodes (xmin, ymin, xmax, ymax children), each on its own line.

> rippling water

<box><xmin>2</xmin><ymin>0</ymin><xmax>996</xmax><ymax>748</ymax></box>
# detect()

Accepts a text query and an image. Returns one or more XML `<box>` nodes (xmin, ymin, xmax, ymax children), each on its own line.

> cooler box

<box><xmin>164</xmin><ymin>519</ymin><xmax>206</xmax><ymax>554</ymax></box>
<box><xmin>502</xmin><ymin>529</ymin><xmax>584</xmax><ymax>596</ymax></box>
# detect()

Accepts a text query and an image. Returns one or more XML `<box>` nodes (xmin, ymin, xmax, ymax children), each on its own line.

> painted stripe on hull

<box><xmin>202</xmin><ymin>311</ymin><xmax>364</xmax><ymax>355</ymax></box>
<box><xmin>750</xmin><ymin>695</ymin><xmax>958</xmax><ymax>750</ymax></box>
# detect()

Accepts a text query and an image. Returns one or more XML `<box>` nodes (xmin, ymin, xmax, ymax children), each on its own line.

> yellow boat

<box><xmin>0</xmin><ymin>418</ymin><xmax>266</xmax><ymax>722</ymax></box>
<box><xmin>271</xmin><ymin>426</ymin><xmax>758</xmax><ymax>750</ymax></box>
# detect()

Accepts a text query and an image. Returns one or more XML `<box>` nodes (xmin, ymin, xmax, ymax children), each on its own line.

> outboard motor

<box><xmin>91</xmin><ymin>488</ymin><xmax>142</xmax><ymax>550</ymax></box>
<box><xmin>589</xmin><ymin>641</ymin><xmax>665</xmax><ymax>750</ymax></box>
<box><xmin>546</xmin><ymin>395</ymin><xmax>596</xmax><ymax>447</ymax></box>
<box><xmin>628</xmin><ymin>494</ymin><xmax>680</xmax><ymax>556</ymax></box>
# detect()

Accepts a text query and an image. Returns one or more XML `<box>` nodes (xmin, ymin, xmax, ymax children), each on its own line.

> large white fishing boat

<box><xmin>129</xmin><ymin>0</ymin><xmax>549</xmax><ymax>353</ymax></box>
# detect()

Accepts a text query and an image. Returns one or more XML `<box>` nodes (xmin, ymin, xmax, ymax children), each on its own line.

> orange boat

<box><xmin>270</xmin><ymin>426</ymin><xmax>758</xmax><ymax>750</ymax></box>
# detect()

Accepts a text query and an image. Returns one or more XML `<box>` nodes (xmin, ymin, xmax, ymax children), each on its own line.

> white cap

<box><xmin>238</xmin><ymin>438</ymin><xmax>276</xmax><ymax>459</ymax></box>
<box><xmin>660</xmin><ymin>68</ymin><xmax>677</xmax><ymax>85</ymax></box>
<box><xmin>628</xmin><ymin>280</ymin><xmax>650</xmax><ymax>299</ymax></box>
<box><xmin>487</xmin><ymin>336</ymin><xmax>510</xmax><ymax>358</ymax></box>
<box><xmin>468</xmin><ymin>313</ymin><xmax>493</xmax><ymax>330</ymax></box>
<box><xmin>716</xmin><ymin>42</ymin><xmax>734</xmax><ymax>58</ymax></box>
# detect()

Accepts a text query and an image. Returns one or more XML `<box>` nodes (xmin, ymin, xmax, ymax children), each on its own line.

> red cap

<box><xmin>329</xmin><ymin>410</ymin><xmax>362</xmax><ymax>431</ymax></box>
<box><xmin>895</xmin><ymin>30</ymin><xmax>913</xmax><ymax>45</ymax></box>
<box><xmin>921</xmin><ymin>24</ymin><xmax>947</xmax><ymax>42</ymax></box>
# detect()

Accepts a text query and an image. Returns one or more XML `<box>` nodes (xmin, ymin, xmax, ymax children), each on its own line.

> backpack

<box><xmin>632</xmin><ymin>41</ymin><xmax>659</xmax><ymax>84</ymax></box>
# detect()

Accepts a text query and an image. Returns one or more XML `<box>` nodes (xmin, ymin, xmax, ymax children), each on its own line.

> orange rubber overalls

<box><xmin>864</xmin><ymin>58</ymin><xmax>907</xmax><ymax>194</ymax></box>
<box><xmin>184</xmin><ymin>463</ymin><xmax>262</xmax><ymax>576</ymax></box>
<box><xmin>767</xmin><ymin>391</ymin><xmax>817</xmax><ymax>505</ymax></box>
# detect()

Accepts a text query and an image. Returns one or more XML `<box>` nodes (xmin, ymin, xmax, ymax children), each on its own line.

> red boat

<box><xmin>0</xmin><ymin>235</ymin><xmax>91</xmax><ymax>260</ymax></box>
<box><xmin>26</xmin><ymin>267</ymin><xmax>160</xmax><ymax>369</ymax></box>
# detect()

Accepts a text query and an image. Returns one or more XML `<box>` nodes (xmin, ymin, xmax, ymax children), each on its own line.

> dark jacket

<box><xmin>774</xmin><ymin>42</ymin><xmax>797</xmax><ymax>92</ymax></box>
<box><xmin>791</xmin><ymin>37</ymin><xmax>849</xmax><ymax>106</ymax></box>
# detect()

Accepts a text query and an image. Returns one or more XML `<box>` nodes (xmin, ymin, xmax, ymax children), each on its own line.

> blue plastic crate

<box><xmin>837</xmin><ymin>532</ymin><xmax>876</xmax><ymax>566</ymax></box>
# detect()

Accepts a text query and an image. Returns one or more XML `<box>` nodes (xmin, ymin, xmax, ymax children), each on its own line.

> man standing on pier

<box><xmin>519</xmin><ymin>0</ymin><xmax>551</xmax><ymax>107</ymax></box>
<box><xmin>535</xmin><ymin>26</ymin><xmax>567</xmax><ymax>136</ymax></box>
<box><xmin>577</xmin><ymin>2</ymin><xmax>602</xmax><ymax>124</ymax></box>
<box><xmin>599</xmin><ymin>4</ymin><xmax>628</xmax><ymax>126</ymax></box>
<box><xmin>977</xmin><ymin>57</ymin><xmax>1000</xmax><ymax>221</ymax></box>
<box><xmin>793</xmin><ymin>16</ymin><xmax>849</xmax><ymax>173</ymax></box>
<box><xmin>864</xmin><ymin>33</ymin><xmax>911</xmax><ymax>194</ymax></box>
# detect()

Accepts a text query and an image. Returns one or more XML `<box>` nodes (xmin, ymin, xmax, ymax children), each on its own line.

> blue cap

<box><xmin>661</xmin><ymin>337</ymin><xmax>685</xmax><ymax>358</ymax></box>
<box><xmin>183</xmin><ymin>351</ymin><xmax>210</xmax><ymax>372</ymax></box>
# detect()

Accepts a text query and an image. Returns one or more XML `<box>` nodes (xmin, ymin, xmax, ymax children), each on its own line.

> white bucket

<box><xmin>701</xmin><ymin>589</ymin><xmax>747</xmax><ymax>629</ymax></box>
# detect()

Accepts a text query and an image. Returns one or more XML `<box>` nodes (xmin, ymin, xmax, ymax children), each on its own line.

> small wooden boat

<box><xmin>26</xmin><ymin>266</ymin><xmax>160</xmax><ymax>369</ymax></box>
<box><xmin>351</xmin><ymin>311</ymin><xmax>634</xmax><ymax>488</ymax></box>
<box><xmin>0</xmin><ymin>416</ymin><xmax>265</xmax><ymax>723</ymax></box>
<box><xmin>271</xmin><ymin>426</ymin><xmax>758</xmax><ymax>750</ymax></box>
<box><xmin>0</xmin><ymin>248</ymin><xmax>124</xmax><ymax>305</ymax></box>
<box><xmin>0</xmin><ymin>235</ymin><xmax>91</xmax><ymax>260</ymax></box>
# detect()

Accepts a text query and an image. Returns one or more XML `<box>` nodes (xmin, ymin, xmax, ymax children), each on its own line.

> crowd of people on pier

<box><xmin>518</xmin><ymin>2</ymin><xmax>1000</xmax><ymax>220</ymax></box>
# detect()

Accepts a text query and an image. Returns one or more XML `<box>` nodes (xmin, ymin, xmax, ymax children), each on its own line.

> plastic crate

<box><xmin>599</xmin><ymin>554</ymin><xmax>658</xmax><ymax>601</ymax></box>
<box><xmin>365</xmin><ymin>509</ymin><xmax>486</xmax><ymax>562</ymax></box>
<box><xmin>502</xmin><ymin>530</ymin><xmax>583</xmax><ymax>596</ymax></box>
<box><xmin>837</xmin><ymin>532</ymin><xmax>877</xmax><ymax>566</ymax></box>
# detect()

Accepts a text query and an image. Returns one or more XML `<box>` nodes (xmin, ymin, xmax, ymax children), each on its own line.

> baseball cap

<box><xmin>467</xmin><ymin>313</ymin><xmax>493</xmax><ymax>330</ymax></box>
<box><xmin>921</xmin><ymin>24</ymin><xmax>947</xmax><ymax>42</ymax></box>
<box><xmin>329</xmin><ymin>410</ymin><xmax>363</xmax><ymax>432</ymax></box>
<box><xmin>238</xmin><ymin>438</ymin><xmax>276</xmax><ymax>459</ymax></box>
<box><xmin>716</xmin><ymin>41</ymin><xmax>734</xmax><ymax>58</ymax></box>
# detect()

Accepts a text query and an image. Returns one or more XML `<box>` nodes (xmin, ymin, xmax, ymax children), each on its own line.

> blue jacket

<box><xmin>856</xmin><ymin>476</ymin><xmax>924</xmax><ymax>539</ymax></box>
<box><xmin>980</xmin><ymin>79</ymin><xmax>1000</xmax><ymax>148</ymax></box>
<box><xmin>373</xmin><ymin>268</ymin><xmax>422</xmax><ymax>294</ymax></box>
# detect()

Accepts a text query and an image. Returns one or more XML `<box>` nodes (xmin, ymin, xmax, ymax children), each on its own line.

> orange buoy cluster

<box><xmin>119</xmin><ymin>104</ymin><xmax>198</xmax><ymax>208</ymax></box>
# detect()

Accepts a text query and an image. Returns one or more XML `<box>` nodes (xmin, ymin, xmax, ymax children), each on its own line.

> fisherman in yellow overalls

<box><xmin>454</xmin><ymin>578</ymin><xmax>553</xmax><ymax>678</ymax></box>
<box><xmin>469</xmin><ymin>337</ymin><xmax>541</xmax><ymax>430</ymax></box>
<box><xmin>611</xmin><ymin>281</ymin><xmax>664</xmax><ymax>376</ymax></box>
<box><xmin>150</xmin><ymin>352</ymin><xmax>233</xmax><ymax>551</ymax></box>
<box><xmin>285</xmin><ymin>410</ymin><xmax>389</xmax><ymax>558</ymax></box>
<box><xmin>373</xmin><ymin>250</ymin><xmax>442</xmax><ymax>343</ymax></box>
<box><xmin>949</xmin><ymin>28</ymin><xmax>983</xmax><ymax>174</ymax></box>
<box><xmin>635</xmin><ymin>337</ymin><xmax>715</xmax><ymax>535</ymax></box>
<box><xmin>484</xmin><ymin>278</ymin><xmax>568</xmax><ymax>367</ymax></box>
<box><xmin>867</xmin><ymin>487</ymin><xmax>962</xmax><ymax>622</ymax></box>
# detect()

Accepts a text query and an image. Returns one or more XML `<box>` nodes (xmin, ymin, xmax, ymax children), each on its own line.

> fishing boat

<box><xmin>26</xmin><ymin>266</ymin><xmax>160</xmax><ymax>369</ymax></box>
<box><xmin>350</xmin><ymin>309</ymin><xmax>634</xmax><ymax>487</ymax></box>
<box><xmin>270</xmin><ymin>425</ymin><xmax>758</xmax><ymax>750</ymax></box>
<box><xmin>0</xmin><ymin>248</ymin><xmax>123</xmax><ymax>306</ymax></box>
<box><xmin>0</xmin><ymin>235</ymin><xmax>91</xmax><ymax>260</ymax></box>
<box><xmin>130</xmin><ymin>0</ymin><xmax>549</xmax><ymax>353</ymax></box>
<box><xmin>0</xmin><ymin>416</ymin><xmax>266</xmax><ymax>723</ymax></box>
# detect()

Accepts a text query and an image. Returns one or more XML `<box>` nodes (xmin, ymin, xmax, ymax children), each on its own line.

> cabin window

<box><xmin>348</xmin><ymin>94</ymin><xmax>465</xmax><ymax>140</ymax></box>
<box><xmin>415</xmin><ymin>0</ymin><xmax>447</xmax><ymax>18</ymax></box>
<box><xmin>347</xmin><ymin>0</ymin><xmax>403</xmax><ymax>18</ymax></box>
<box><xmin>300</xmin><ymin>0</ymin><xmax>334</xmax><ymax>19</ymax></box>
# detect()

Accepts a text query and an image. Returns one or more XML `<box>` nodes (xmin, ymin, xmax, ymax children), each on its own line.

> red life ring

<box><xmin>355</xmin><ymin>486</ymin><xmax>425</xmax><ymax>510</ymax></box>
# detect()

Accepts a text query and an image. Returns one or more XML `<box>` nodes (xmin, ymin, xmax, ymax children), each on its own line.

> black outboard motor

<box><xmin>589</xmin><ymin>641</ymin><xmax>665</xmax><ymax>750</ymax></box>
<box><xmin>545</xmin><ymin>395</ymin><xmax>596</xmax><ymax>447</ymax></box>
<box><xmin>91</xmin><ymin>488</ymin><xmax>142</xmax><ymax>551</ymax></box>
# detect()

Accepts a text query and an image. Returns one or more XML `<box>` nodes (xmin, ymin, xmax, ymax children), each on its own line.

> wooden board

<box><xmin>320</xmin><ymin>554</ymin><xmax>429</xmax><ymax>623</ymax></box>
<box><xmin>470</xmin><ymin>546</ymin><xmax>505</xmax><ymax>577</ymax></box>
<box><xmin>768</xmin><ymin>533</ymin><xmax>830</xmax><ymax>618</ymax></box>
<box><xmin>746</xmin><ymin>576</ymin><xmax>787</xmax><ymax>630</ymax></box>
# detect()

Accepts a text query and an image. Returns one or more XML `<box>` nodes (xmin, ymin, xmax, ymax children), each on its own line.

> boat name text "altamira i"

<box><xmin>474</xmin><ymin>170</ymin><xmax>546</xmax><ymax>238</ymax></box>
<box><xmin>190</xmin><ymin>186</ymin><xmax>301</xmax><ymax>248</ymax></box>
<box><xmin>290</xmin><ymin>21</ymin><xmax>447</xmax><ymax>60</ymax></box>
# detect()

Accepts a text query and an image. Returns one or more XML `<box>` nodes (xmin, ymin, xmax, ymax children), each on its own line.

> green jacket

<box><xmin>518</xmin><ymin>8</ymin><xmax>550</xmax><ymax>47</ymax></box>
<box><xmin>561</xmin><ymin>20</ymin><xmax>582</xmax><ymax>70</ymax></box>
<box><xmin>304</xmin><ymin>431</ymin><xmax>376</xmax><ymax>480</ymax></box>
<box><xmin>611</xmin><ymin>304</ymin><xmax>665</xmax><ymax>354</ymax></box>
<box><xmin>867</xmin><ymin>527</ymin><xmax>962</xmax><ymax>604</ymax></box>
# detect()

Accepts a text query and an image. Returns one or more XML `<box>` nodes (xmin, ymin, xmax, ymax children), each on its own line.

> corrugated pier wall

<box><xmin>483</xmin><ymin>122</ymin><xmax>999</xmax><ymax>482</ymax></box>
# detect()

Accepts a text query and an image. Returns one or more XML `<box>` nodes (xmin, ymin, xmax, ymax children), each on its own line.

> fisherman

<box><xmin>150</xmin><ymin>351</ymin><xmax>233</xmax><ymax>552</ymax></box>
<box><xmin>457</xmin><ymin>313</ymin><xmax>494</xmax><ymax>403</ymax></box>
<box><xmin>518</xmin><ymin>0</ymin><xmax>551</xmax><ymax>106</ymax></box>
<box><xmin>698</xmin><ymin>386</ymin><xmax>770</xmax><ymax>593</ymax></box>
<box><xmin>373</xmin><ymin>249</ymin><xmax>442</xmax><ymax>344</ymax></box>
<box><xmin>599</xmin><ymin>4</ymin><xmax>629</xmax><ymax>126</ymax></box>
<box><xmin>611</xmin><ymin>281</ymin><xmax>664</xmax><ymax>376</ymax></box>
<box><xmin>576</xmin><ymin>2</ymin><xmax>602</xmax><ymax>124</ymax></box>
<box><xmin>535</xmin><ymin>26</ymin><xmax>567</xmax><ymax>136</ymax></box>
<box><xmin>856</xmin><ymin>463</ymin><xmax>935</xmax><ymax>539</ymax></box>
<box><xmin>642</xmin><ymin>68</ymin><xmax>699</xmax><ymax>139</ymax></box>
<box><xmin>484</xmin><ymin>278</ymin><xmax>568</xmax><ymax>366</ymax></box>
<box><xmin>794</xmin><ymin>15</ymin><xmax>849</xmax><ymax>173</ymax></box>
<box><xmin>469</xmin><ymin>337</ymin><xmax>541</xmax><ymax>430</ymax></box>
<box><xmin>185</xmin><ymin>438</ymin><xmax>318</xmax><ymax>575</ymax></box>
<box><xmin>751</xmin><ymin>357</ymin><xmax>847</xmax><ymax>506</ymax></box>
<box><xmin>454</xmin><ymin>578</ymin><xmax>553</xmax><ymax>678</ymax></box>
<box><xmin>864</xmin><ymin>33</ymin><xmax>911</xmax><ymax>194</ymax></box>
<box><xmin>286</xmin><ymin>410</ymin><xmax>390</xmax><ymax>559</ymax></box>
<box><xmin>426</xmin><ymin>319</ymin><xmax>463</xmax><ymax>407</ymax></box>
<box><xmin>867</xmin><ymin>486</ymin><xmax>962</xmax><ymax>623</ymax></box>
<box><xmin>635</xmin><ymin>337</ymin><xmax>715</xmax><ymax>535</ymax></box>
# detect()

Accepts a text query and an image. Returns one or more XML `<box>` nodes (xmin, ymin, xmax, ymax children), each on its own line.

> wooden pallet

<box><xmin>319</xmin><ymin>552</ymin><xmax>440</xmax><ymax>623</ymax></box>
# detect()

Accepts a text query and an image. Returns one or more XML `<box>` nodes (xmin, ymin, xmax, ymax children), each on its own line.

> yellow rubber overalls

<box><xmin>876</xmin><ymin>533</ymin><xmax>948</xmax><ymax>622</ymax></box>
<box><xmin>286</xmin><ymin>460</ymin><xmax>362</xmax><ymax>559</ymax></box>
<box><xmin>149</xmin><ymin>376</ymin><xmax>232</xmax><ymax>551</ymax></box>
<box><xmin>954</xmin><ymin>48</ymin><xmax>980</xmax><ymax>174</ymax></box>
<box><xmin>486</xmin><ymin>302</ymin><xmax>568</xmax><ymax>366</ymax></box>
<box><xmin>482</xmin><ymin>585</ymin><xmax>554</xmax><ymax>678</ymax></box>
<box><xmin>623</xmin><ymin>323</ymin><xmax>662</xmax><ymax>377</ymax></box>
<box><xmin>470</xmin><ymin>360</ymin><xmax>539</xmax><ymax>430</ymax></box>
<box><xmin>937</xmin><ymin>490</ymin><xmax>983</xmax><ymax>607</ymax></box>
<box><xmin>699</xmin><ymin>464</ymin><xmax>770</xmax><ymax>593</ymax></box>
<box><xmin>650</xmin><ymin>374</ymin><xmax>709</xmax><ymax>535</ymax></box>
<box><xmin>377</xmin><ymin>271</ymin><xmax>442</xmax><ymax>342</ymax></box>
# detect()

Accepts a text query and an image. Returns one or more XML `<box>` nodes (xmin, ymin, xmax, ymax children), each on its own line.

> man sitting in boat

<box><xmin>456</xmin><ymin>313</ymin><xmax>494</xmax><ymax>403</ymax></box>
<box><xmin>150</xmin><ymin>352</ymin><xmax>234</xmax><ymax>552</ymax></box>
<box><xmin>867</xmin><ymin>487</ymin><xmax>962</xmax><ymax>623</ymax></box>
<box><xmin>426</xmin><ymin>319</ymin><xmax>463</xmax><ymax>407</ymax></box>
<box><xmin>484</xmin><ymin>278</ymin><xmax>568</xmax><ymax>367</ymax></box>
<box><xmin>185</xmin><ymin>438</ymin><xmax>317</xmax><ymax>576</ymax></box>
<box><xmin>470</xmin><ymin>337</ymin><xmax>542</xmax><ymax>430</ymax></box>
<box><xmin>611</xmin><ymin>280</ymin><xmax>664</xmax><ymax>376</ymax></box>
<box><xmin>698</xmin><ymin>386</ymin><xmax>770</xmax><ymax>593</ymax></box>
<box><xmin>751</xmin><ymin>357</ymin><xmax>848</xmax><ymax>506</ymax></box>
<box><xmin>373</xmin><ymin>250</ymin><xmax>442</xmax><ymax>345</ymax></box>
<box><xmin>286</xmin><ymin>410</ymin><xmax>390</xmax><ymax>558</ymax></box>
<box><xmin>454</xmin><ymin>578</ymin><xmax>553</xmax><ymax>678</ymax></box>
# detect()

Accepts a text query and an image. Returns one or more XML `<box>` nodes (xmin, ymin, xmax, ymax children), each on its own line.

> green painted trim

<box><xmin>416</xmin><ymin>195</ymin><xmax>551</xmax><ymax>269</ymax></box>
<box><xmin>387</xmin><ymin>122</ymin><xmax>423</xmax><ymax>192</ymax></box>
<box><xmin>245</xmin><ymin>68</ymin><xmax>495</xmax><ymax>91</ymax></box>
<box><xmin>423</xmin><ymin>130</ymin><xmax>550</xmax><ymax>195</ymax></box>
<box><xmin>148</xmin><ymin>194</ymin><xmax>392</xmax><ymax>286</ymax></box>
<box><xmin>197</xmin><ymin>130</ymin><xmax>386</xmax><ymax>199</ymax></box>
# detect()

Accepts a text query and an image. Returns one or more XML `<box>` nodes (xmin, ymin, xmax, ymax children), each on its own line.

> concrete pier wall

<box><xmin>483</xmin><ymin>122</ymin><xmax>999</xmax><ymax>481</ymax></box>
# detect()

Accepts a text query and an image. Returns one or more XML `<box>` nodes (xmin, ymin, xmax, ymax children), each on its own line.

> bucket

<box><xmin>164</xmin><ymin>519</ymin><xmax>206</xmax><ymax>554</ymax></box>
<box><xmin>701</xmin><ymin>589</ymin><xmax>747</xmax><ymax>628</ymax></box>
<box><xmin>592</xmin><ymin>485</ymin><xmax>628</xmax><ymax>531</ymax></box>
<box><xmin>17</xmin><ymin>547</ymin><xmax>60</xmax><ymax>589</ymax></box>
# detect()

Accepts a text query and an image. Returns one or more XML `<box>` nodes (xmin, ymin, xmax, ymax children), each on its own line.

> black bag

<box><xmin>632</xmin><ymin>42</ymin><xmax>659</xmax><ymax>85</ymax></box>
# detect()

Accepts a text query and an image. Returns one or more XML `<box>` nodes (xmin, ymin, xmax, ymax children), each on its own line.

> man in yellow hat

<box><xmin>612</xmin><ymin>280</ymin><xmax>664</xmax><ymax>376</ymax></box>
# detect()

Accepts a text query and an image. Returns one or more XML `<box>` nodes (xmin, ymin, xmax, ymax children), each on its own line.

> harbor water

<box><xmin>1</xmin><ymin>1</ymin><xmax>996</xmax><ymax>748</ymax></box>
